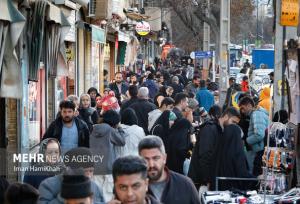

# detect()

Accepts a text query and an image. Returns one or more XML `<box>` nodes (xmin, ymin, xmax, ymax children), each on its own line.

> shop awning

<box><xmin>46</xmin><ymin>3</ymin><xmax>71</xmax><ymax>78</ymax></box>
<box><xmin>0</xmin><ymin>0</ymin><xmax>26</xmax><ymax>98</ymax></box>
<box><xmin>28</xmin><ymin>0</ymin><xmax>71</xmax><ymax>80</ymax></box>
<box><xmin>125</xmin><ymin>12</ymin><xmax>151</xmax><ymax>21</ymax></box>
<box><xmin>27</xmin><ymin>0</ymin><xmax>48</xmax><ymax>81</ymax></box>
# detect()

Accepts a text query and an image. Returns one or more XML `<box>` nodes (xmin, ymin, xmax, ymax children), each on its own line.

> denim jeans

<box><xmin>246</xmin><ymin>150</ymin><xmax>256</xmax><ymax>174</ymax></box>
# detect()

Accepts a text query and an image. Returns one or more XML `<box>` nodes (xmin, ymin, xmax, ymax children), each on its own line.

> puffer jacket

<box><xmin>258</xmin><ymin>87</ymin><xmax>271</xmax><ymax>113</ymax></box>
<box><xmin>247</xmin><ymin>107</ymin><xmax>269</xmax><ymax>152</ymax></box>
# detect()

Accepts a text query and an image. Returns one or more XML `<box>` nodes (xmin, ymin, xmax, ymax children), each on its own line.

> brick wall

<box><xmin>6</xmin><ymin>99</ymin><xmax>18</xmax><ymax>182</ymax></box>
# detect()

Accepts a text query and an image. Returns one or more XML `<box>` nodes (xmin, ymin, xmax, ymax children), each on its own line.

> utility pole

<box><xmin>219</xmin><ymin>0</ymin><xmax>230</xmax><ymax>105</ymax></box>
<box><xmin>273</xmin><ymin>0</ymin><xmax>297</xmax><ymax>113</ymax></box>
<box><xmin>256</xmin><ymin>0</ymin><xmax>259</xmax><ymax>47</ymax></box>
<box><xmin>272</xmin><ymin>0</ymin><xmax>298</xmax><ymax>187</ymax></box>
<box><xmin>203</xmin><ymin>0</ymin><xmax>210</xmax><ymax>79</ymax></box>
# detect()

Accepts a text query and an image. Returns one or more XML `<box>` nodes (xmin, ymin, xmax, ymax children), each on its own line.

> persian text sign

<box><xmin>136</xmin><ymin>21</ymin><xmax>151</xmax><ymax>36</ymax></box>
<box><xmin>280</xmin><ymin>0</ymin><xmax>299</xmax><ymax>26</ymax></box>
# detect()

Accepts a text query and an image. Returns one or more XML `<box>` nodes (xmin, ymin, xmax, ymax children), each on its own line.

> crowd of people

<box><xmin>0</xmin><ymin>65</ymin><xmax>283</xmax><ymax>204</ymax></box>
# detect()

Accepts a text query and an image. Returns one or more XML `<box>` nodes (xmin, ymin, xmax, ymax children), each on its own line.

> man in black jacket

<box><xmin>188</xmin><ymin>107</ymin><xmax>241</xmax><ymax>191</ymax></box>
<box><xmin>43</xmin><ymin>100</ymin><xmax>90</xmax><ymax>154</ymax></box>
<box><xmin>129</xmin><ymin>87</ymin><xmax>156</xmax><ymax>134</ymax></box>
<box><xmin>138</xmin><ymin>136</ymin><xmax>200</xmax><ymax>204</ymax></box>
<box><xmin>109</xmin><ymin>72</ymin><xmax>129</xmax><ymax>104</ymax></box>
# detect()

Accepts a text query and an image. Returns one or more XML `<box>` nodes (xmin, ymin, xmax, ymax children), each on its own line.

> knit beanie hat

<box><xmin>103</xmin><ymin>110</ymin><xmax>120</xmax><ymax>127</ymax></box>
<box><xmin>64</xmin><ymin>147</ymin><xmax>94</xmax><ymax>169</ymax></box>
<box><xmin>61</xmin><ymin>169</ymin><xmax>92</xmax><ymax>199</ymax></box>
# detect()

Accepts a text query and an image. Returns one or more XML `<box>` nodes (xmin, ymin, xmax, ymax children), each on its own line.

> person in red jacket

<box><xmin>241</xmin><ymin>76</ymin><xmax>249</xmax><ymax>92</ymax></box>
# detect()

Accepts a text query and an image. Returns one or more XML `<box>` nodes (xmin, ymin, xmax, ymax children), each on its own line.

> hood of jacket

<box><xmin>148</xmin><ymin>109</ymin><xmax>162</xmax><ymax>119</ymax></box>
<box><xmin>91</xmin><ymin>123</ymin><xmax>113</xmax><ymax>138</ymax></box>
<box><xmin>259</xmin><ymin>87</ymin><xmax>270</xmax><ymax>101</ymax></box>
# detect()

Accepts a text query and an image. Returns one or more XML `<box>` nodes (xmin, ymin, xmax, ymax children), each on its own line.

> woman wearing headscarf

<box><xmin>115</xmin><ymin>108</ymin><xmax>146</xmax><ymax>157</ymax></box>
<box><xmin>215</xmin><ymin>124</ymin><xmax>253</xmax><ymax>190</ymax></box>
<box><xmin>23</xmin><ymin>138</ymin><xmax>64</xmax><ymax>189</ymax></box>
<box><xmin>153</xmin><ymin>86</ymin><xmax>174</xmax><ymax>107</ymax></box>
<box><xmin>78</xmin><ymin>93</ymin><xmax>99</xmax><ymax>132</ymax></box>
<box><xmin>87</xmin><ymin>87</ymin><xmax>100</xmax><ymax>108</ymax></box>
<box><xmin>167</xmin><ymin>118</ymin><xmax>193</xmax><ymax>175</ymax></box>
<box><xmin>150</xmin><ymin>110</ymin><xmax>177</xmax><ymax>151</ymax></box>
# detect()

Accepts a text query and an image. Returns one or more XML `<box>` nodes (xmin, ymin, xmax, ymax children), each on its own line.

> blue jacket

<box><xmin>196</xmin><ymin>88</ymin><xmax>214</xmax><ymax>112</ymax></box>
<box><xmin>38</xmin><ymin>175</ymin><xmax>105</xmax><ymax>204</ymax></box>
<box><xmin>246</xmin><ymin>107</ymin><xmax>269</xmax><ymax>152</ymax></box>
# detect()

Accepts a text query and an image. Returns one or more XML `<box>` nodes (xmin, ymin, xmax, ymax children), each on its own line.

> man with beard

<box><xmin>239</xmin><ymin>96</ymin><xmax>269</xmax><ymax>176</ymax></box>
<box><xmin>185</xmin><ymin>76</ymin><xmax>200</xmax><ymax>96</ymax></box>
<box><xmin>138</xmin><ymin>136</ymin><xmax>200</xmax><ymax>204</ymax></box>
<box><xmin>108</xmin><ymin>156</ymin><xmax>160</xmax><ymax>204</ymax></box>
<box><xmin>109</xmin><ymin>72</ymin><xmax>129</xmax><ymax>104</ymax></box>
<box><xmin>188</xmin><ymin>107</ymin><xmax>241</xmax><ymax>191</ymax></box>
<box><xmin>43</xmin><ymin>100</ymin><xmax>90</xmax><ymax>154</ymax></box>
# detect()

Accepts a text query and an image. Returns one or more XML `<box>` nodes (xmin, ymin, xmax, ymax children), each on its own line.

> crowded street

<box><xmin>0</xmin><ymin>0</ymin><xmax>300</xmax><ymax>203</ymax></box>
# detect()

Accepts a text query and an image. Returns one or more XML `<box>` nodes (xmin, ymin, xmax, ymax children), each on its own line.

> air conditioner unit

<box><xmin>54</xmin><ymin>0</ymin><xmax>89</xmax><ymax>8</ymax></box>
<box><xmin>88</xmin><ymin>0</ymin><xmax>96</xmax><ymax>17</ymax></box>
<box><xmin>88</xmin><ymin>0</ymin><xmax>112</xmax><ymax>19</ymax></box>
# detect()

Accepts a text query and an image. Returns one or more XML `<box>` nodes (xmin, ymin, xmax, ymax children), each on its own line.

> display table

<box><xmin>201</xmin><ymin>191</ymin><xmax>277</xmax><ymax>204</ymax></box>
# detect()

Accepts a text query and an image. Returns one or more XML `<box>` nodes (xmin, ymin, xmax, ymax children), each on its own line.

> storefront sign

<box><xmin>135</xmin><ymin>21</ymin><xmax>151</xmax><ymax>36</ymax></box>
<box><xmin>195</xmin><ymin>51</ymin><xmax>213</xmax><ymax>59</ymax></box>
<box><xmin>280</xmin><ymin>0</ymin><xmax>299</xmax><ymax>26</ymax></box>
<box><xmin>92</xmin><ymin>25</ymin><xmax>106</xmax><ymax>44</ymax></box>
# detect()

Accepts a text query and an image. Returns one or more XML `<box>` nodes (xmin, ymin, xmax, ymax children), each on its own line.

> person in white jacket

<box><xmin>148</xmin><ymin>97</ymin><xmax>175</xmax><ymax>132</ymax></box>
<box><xmin>115</xmin><ymin>108</ymin><xmax>146</xmax><ymax>157</ymax></box>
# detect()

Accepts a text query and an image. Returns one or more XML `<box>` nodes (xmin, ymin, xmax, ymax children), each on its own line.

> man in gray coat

<box><xmin>90</xmin><ymin>110</ymin><xmax>126</xmax><ymax>202</ymax></box>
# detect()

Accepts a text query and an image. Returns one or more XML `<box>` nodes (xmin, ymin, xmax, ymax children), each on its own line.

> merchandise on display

<box><xmin>201</xmin><ymin>191</ymin><xmax>276</xmax><ymax>204</ymax></box>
